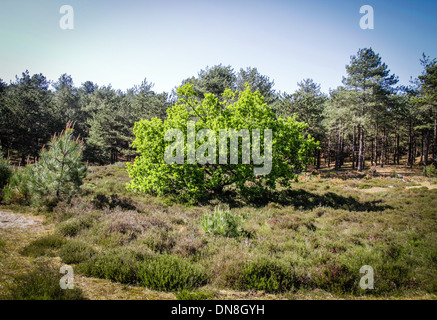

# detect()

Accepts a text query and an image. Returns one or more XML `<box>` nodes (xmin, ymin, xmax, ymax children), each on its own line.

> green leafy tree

<box><xmin>126</xmin><ymin>84</ymin><xmax>317</xmax><ymax>201</ymax></box>
<box><xmin>29</xmin><ymin>123</ymin><xmax>87</xmax><ymax>206</ymax></box>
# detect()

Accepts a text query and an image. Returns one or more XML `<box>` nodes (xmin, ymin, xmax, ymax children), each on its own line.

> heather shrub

<box><xmin>20</xmin><ymin>234</ymin><xmax>66</xmax><ymax>258</ymax></box>
<box><xmin>138</xmin><ymin>254</ymin><xmax>207</xmax><ymax>291</ymax></box>
<box><xmin>59</xmin><ymin>240</ymin><xmax>97</xmax><ymax>264</ymax></box>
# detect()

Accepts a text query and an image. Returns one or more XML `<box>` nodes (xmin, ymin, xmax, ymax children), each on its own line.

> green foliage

<box><xmin>200</xmin><ymin>207</ymin><xmax>245</xmax><ymax>238</ymax></box>
<box><xmin>176</xmin><ymin>289</ymin><xmax>215</xmax><ymax>300</ymax></box>
<box><xmin>276</xmin><ymin>79</ymin><xmax>327</xmax><ymax>142</ymax></box>
<box><xmin>20</xmin><ymin>234</ymin><xmax>66</xmax><ymax>258</ymax></box>
<box><xmin>138</xmin><ymin>254</ymin><xmax>207</xmax><ymax>291</ymax></box>
<box><xmin>1</xmin><ymin>166</ymin><xmax>33</xmax><ymax>205</ymax></box>
<box><xmin>0</xmin><ymin>147</ymin><xmax>11</xmax><ymax>194</ymax></box>
<box><xmin>311</xmin><ymin>262</ymin><xmax>356</xmax><ymax>294</ymax></box>
<box><xmin>0</xmin><ymin>237</ymin><xmax>5</xmax><ymax>250</ymax></box>
<box><xmin>83</xmin><ymin>82</ymin><xmax>169</xmax><ymax>164</ymax></box>
<box><xmin>78</xmin><ymin>249</ymin><xmax>207</xmax><ymax>291</ymax></box>
<box><xmin>28</xmin><ymin>123</ymin><xmax>87</xmax><ymax>207</ymax></box>
<box><xmin>0</xmin><ymin>71</ymin><xmax>64</xmax><ymax>160</ymax></box>
<box><xmin>236</xmin><ymin>67</ymin><xmax>277</xmax><ymax>105</ymax></box>
<box><xmin>57</xmin><ymin>215</ymin><xmax>95</xmax><ymax>237</ymax></box>
<box><xmin>5</xmin><ymin>263</ymin><xmax>84</xmax><ymax>300</ymax></box>
<box><xmin>234</xmin><ymin>259</ymin><xmax>298</xmax><ymax>293</ymax></box>
<box><xmin>59</xmin><ymin>240</ymin><xmax>97</xmax><ymax>264</ymax></box>
<box><xmin>127</xmin><ymin>84</ymin><xmax>317</xmax><ymax>201</ymax></box>
<box><xmin>77</xmin><ymin>248</ymin><xmax>143</xmax><ymax>284</ymax></box>
<box><xmin>424</xmin><ymin>164</ymin><xmax>437</xmax><ymax>177</ymax></box>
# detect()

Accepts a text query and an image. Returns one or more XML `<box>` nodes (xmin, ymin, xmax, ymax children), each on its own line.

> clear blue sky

<box><xmin>0</xmin><ymin>0</ymin><xmax>436</xmax><ymax>94</ymax></box>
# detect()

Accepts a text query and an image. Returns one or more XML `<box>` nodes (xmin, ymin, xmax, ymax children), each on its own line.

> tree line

<box><xmin>0</xmin><ymin>48</ymin><xmax>436</xmax><ymax>173</ymax></box>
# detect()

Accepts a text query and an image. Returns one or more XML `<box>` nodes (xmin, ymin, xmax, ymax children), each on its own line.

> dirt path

<box><xmin>0</xmin><ymin>211</ymin><xmax>46</xmax><ymax>229</ymax></box>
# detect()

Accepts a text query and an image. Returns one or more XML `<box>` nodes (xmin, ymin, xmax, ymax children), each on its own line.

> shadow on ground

<box><xmin>208</xmin><ymin>188</ymin><xmax>392</xmax><ymax>212</ymax></box>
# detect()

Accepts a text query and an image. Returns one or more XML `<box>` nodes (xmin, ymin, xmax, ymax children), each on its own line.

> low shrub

<box><xmin>103</xmin><ymin>210</ymin><xmax>160</xmax><ymax>240</ymax></box>
<box><xmin>233</xmin><ymin>258</ymin><xmax>298</xmax><ymax>293</ymax></box>
<box><xmin>311</xmin><ymin>262</ymin><xmax>357</xmax><ymax>294</ymax></box>
<box><xmin>140</xmin><ymin>228</ymin><xmax>176</xmax><ymax>253</ymax></box>
<box><xmin>1</xmin><ymin>166</ymin><xmax>33</xmax><ymax>205</ymax></box>
<box><xmin>138</xmin><ymin>254</ymin><xmax>207</xmax><ymax>291</ymax></box>
<box><xmin>57</xmin><ymin>215</ymin><xmax>96</xmax><ymax>237</ymax></box>
<box><xmin>78</xmin><ymin>249</ymin><xmax>207</xmax><ymax>291</ymax></box>
<box><xmin>77</xmin><ymin>248</ymin><xmax>142</xmax><ymax>284</ymax></box>
<box><xmin>20</xmin><ymin>234</ymin><xmax>66</xmax><ymax>258</ymax></box>
<box><xmin>5</xmin><ymin>263</ymin><xmax>85</xmax><ymax>300</ymax></box>
<box><xmin>91</xmin><ymin>193</ymin><xmax>136</xmax><ymax>210</ymax></box>
<box><xmin>59</xmin><ymin>240</ymin><xmax>97</xmax><ymax>264</ymax></box>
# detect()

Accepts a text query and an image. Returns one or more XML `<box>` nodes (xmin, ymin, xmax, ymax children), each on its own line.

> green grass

<box><xmin>4</xmin><ymin>263</ymin><xmax>85</xmax><ymax>300</ymax></box>
<box><xmin>20</xmin><ymin>234</ymin><xmax>66</xmax><ymax>258</ymax></box>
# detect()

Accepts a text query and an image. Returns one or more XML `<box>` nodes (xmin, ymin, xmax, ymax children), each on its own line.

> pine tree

<box><xmin>29</xmin><ymin>122</ymin><xmax>87</xmax><ymax>206</ymax></box>
<box><xmin>342</xmin><ymin>48</ymin><xmax>398</xmax><ymax>171</ymax></box>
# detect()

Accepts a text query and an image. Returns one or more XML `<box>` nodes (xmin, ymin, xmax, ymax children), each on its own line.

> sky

<box><xmin>0</xmin><ymin>0</ymin><xmax>436</xmax><ymax>94</ymax></box>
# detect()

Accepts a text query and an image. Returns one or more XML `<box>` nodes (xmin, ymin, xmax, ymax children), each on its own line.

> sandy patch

<box><xmin>0</xmin><ymin>211</ymin><xmax>44</xmax><ymax>229</ymax></box>
<box><xmin>405</xmin><ymin>182</ymin><xmax>437</xmax><ymax>190</ymax></box>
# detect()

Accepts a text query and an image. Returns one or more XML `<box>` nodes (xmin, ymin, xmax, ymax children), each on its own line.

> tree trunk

<box><xmin>358</xmin><ymin>125</ymin><xmax>365</xmax><ymax>171</ymax></box>
<box><xmin>407</xmin><ymin>121</ymin><xmax>413</xmax><ymax>168</ymax></box>
<box><xmin>340</xmin><ymin>132</ymin><xmax>344</xmax><ymax>167</ymax></box>
<box><xmin>374</xmin><ymin>123</ymin><xmax>378</xmax><ymax>166</ymax></box>
<box><xmin>352</xmin><ymin>127</ymin><xmax>356</xmax><ymax>170</ymax></box>
<box><xmin>316</xmin><ymin>148</ymin><xmax>321</xmax><ymax>170</ymax></box>
<box><xmin>433</xmin><ymin>115</ymin><xmax>437</xmax><ymax>166</ymax></box>
<box><xmin>381</xmin><ymin>129</ymin><xmax>386</xmax><ymax>168</ymax></box>
<box><xmin>335</xmin><ymin>124</ymin><xmax>342</xmax><ymax>171</ymax></box>
<box><xmin>424</xmin><ymin>129</ymin><xmax>430</xmax><ymax>175</ymax></box>
<box><xmin>421</xmin><ymin>135</ymin><xmax>424</xmax><ymax>164</ymax></box>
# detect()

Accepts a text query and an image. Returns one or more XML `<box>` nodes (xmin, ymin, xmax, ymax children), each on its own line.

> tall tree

<box><xmin>276</xmin><ymin>79</ymin><xmax>327</xmax><ymax>168</ymax></box>
<box><xmin>236</xmin><ymin>67</ymin><xmax>277</xmax><ymax>105</ymax></box>
<box><xmin>54</xmin><ymin>74</ymin><xmax>85</xmax><ymax>138</ymax></box>
<box><xmin>131</xmin><ymin>78</ymin><xmax>169</xmax><ymax>120</ymax></box>
<box><xmin>3</xmin><ymin>71</ymin><xmax>63</xmax><ymax>162</ymax></box>
<box><xmin>181</xmin><ymin>64</ymin><xmax>236</xmax><ymax>98</ymax></box>
<box><xmin>342</xmin><ymin>48</ymin><xmax>398</xmax><ymax>171</ymax></box>
<box><xmin>413</xmin><ymin>54</ymin><xmax>437</xmax><ymax>171</ymax></box>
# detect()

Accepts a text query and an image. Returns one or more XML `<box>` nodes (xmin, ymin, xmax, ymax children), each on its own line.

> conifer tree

<box><xmin>29</xmin><ymin>122</ymin><xmax>87</xmax><ymax>206</ymax></box>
